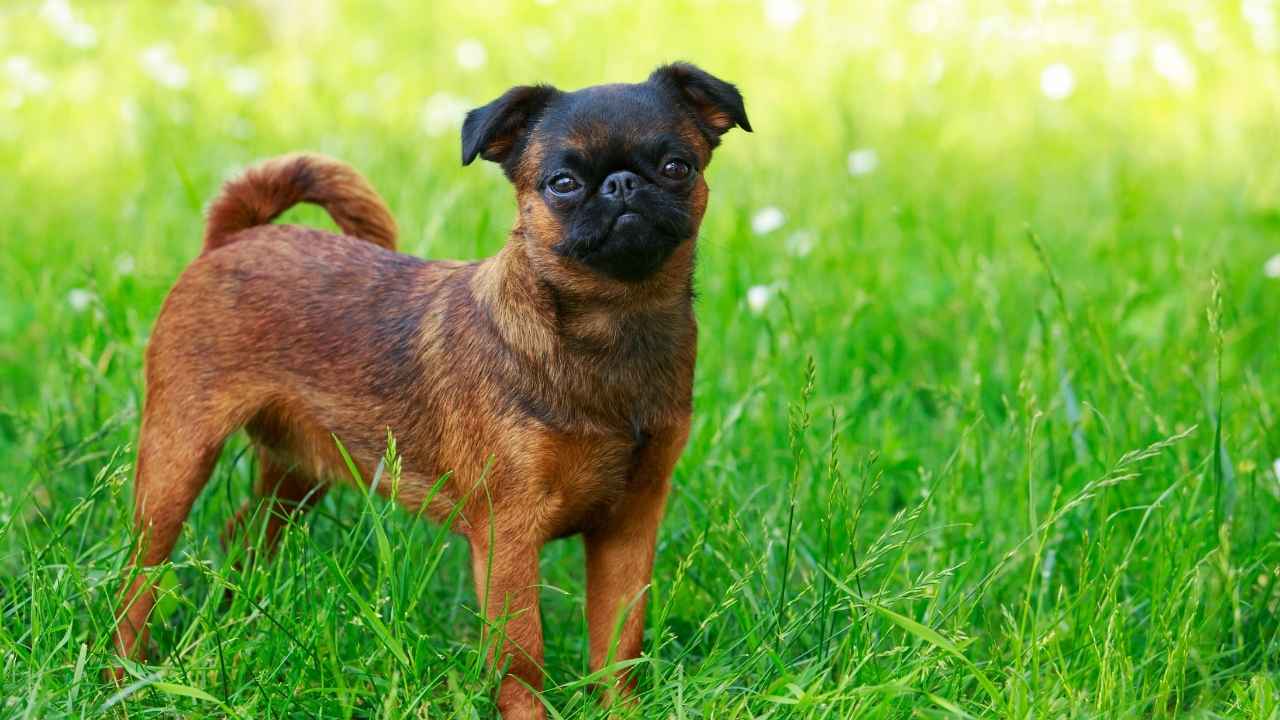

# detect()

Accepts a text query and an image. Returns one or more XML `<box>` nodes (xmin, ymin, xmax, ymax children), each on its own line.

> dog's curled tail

<box><xmin>203</xmin><ymin>153</ymin><xmax>398</xmax><ymax>252</ymax></box>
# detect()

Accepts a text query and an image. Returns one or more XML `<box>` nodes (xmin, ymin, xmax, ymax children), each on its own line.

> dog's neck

<box><xmin>472</xmin><ymin>231</ymin><xmax>695</xmax><ymax>363</ymax></box>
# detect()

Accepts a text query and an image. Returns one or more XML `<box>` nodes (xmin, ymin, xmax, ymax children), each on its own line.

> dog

<box><xmin>109</xmin><ymin>62</ymin><xmax>749</xmax><ymax>718</ymax></box>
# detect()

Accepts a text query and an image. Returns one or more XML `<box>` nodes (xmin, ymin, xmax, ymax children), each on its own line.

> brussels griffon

<box><xmin>110</xmin><ymin>63</ymin><xmax>749</xmax><ymax>718</ymax></box>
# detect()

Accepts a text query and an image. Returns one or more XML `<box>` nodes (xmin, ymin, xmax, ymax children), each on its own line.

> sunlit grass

<box><xmin>2</xmin><ymin>0</ymin><xmax>1280</xmax><ymax>717</ymax></box>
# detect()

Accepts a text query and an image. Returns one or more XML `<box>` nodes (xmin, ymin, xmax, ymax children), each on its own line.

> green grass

<box><xmin>3</xmin><ymin>1</ymin><xmax>1280</xmax><ymax>717</ymax></box>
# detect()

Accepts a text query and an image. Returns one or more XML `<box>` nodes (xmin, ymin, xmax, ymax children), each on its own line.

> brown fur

<box><xmin>203</xmin><ymin>153</ymin><xmax>398</xmax><ymax>251</ymax></box>
<box><xmin>109</xmin><ymin>153</ymin><xmax>701</xmax><ymax>718</ymax></box>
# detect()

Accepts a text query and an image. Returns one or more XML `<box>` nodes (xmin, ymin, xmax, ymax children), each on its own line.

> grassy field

<box><xmin>3</xmin><ymin>0</ymin><xmax>1280</xmax><ymax>717</ymax></box>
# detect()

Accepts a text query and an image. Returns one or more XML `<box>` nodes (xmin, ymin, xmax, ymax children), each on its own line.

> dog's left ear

<box><xmin>461</xmin><ymin>84</ymin><xmax>560</xmax><ymax>172</ymax></box>
<box><xmin>649</xmin><ymin>62</ymin><xmax>752</xmax><ymax>146</ymax></box>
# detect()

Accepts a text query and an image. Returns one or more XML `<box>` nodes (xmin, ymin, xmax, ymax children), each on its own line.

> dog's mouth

<box><xmin>550</xmin><ymin>212</ymin><xmax>666</xmax><ymax>281</ymax></box>
<box><xmin>605</xmin><ymin>209</ymin><xmax>643</xmax><ymax>235</ymax></box>
<box><xmin>551</xmin><ymin>202</ymin><xmax>691</xmax><ymax>282</ymax></box>
<box><xmin>579</xmin><ymin>209</ymin><xmax>653</xmax><ymax>253</ymax></box>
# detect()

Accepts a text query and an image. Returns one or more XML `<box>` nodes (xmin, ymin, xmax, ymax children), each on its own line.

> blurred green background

<box><xmin>3</xmin><ymin>1</ymin><xmax>1280</xmax><ymax>717</ymax></box>
<box><xmin>3</xmin><ymin>0</ymin><xmax>1280</xmax><ymax>413</ymax></box>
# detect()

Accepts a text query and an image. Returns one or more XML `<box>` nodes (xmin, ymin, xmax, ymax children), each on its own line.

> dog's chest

<box><xmin>536</xmin><ymin>428</ymin><xmax>644</xmax><ymax>537</ymax></box>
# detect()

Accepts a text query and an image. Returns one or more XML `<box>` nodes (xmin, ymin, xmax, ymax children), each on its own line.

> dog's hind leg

<box><xmin>222</xmin><ymin>447</ymin><xmax>327</xmax><ymax>561</ymax></box>
<box><xmin>109</xmin><ymin>407</ymin><xmax>228</xmax><ymax>672</ymax></box>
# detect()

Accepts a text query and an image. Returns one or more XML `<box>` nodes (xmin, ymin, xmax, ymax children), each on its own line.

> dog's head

<box><xmin>462</xmin><ymin>63</ymin><xmax>750</xmax><ymax>286</ymax></box>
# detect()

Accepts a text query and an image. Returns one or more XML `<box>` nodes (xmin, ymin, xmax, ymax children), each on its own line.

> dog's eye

<box><xmin>548</xmin><ymin>174</ymin><xmax>582</xmax><ymax>195</ymax></box>
<box><xmin>660</xmin><ymin>159</ymin><xmax>691</xmax><ymax>180</ymax></box>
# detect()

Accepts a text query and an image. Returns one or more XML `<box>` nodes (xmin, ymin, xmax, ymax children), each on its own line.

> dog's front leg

<box><xmin>583</xmin><ymin>419</ymin><xmax>688</xmax><ymax>702</ymax></box>
<box><xmin>470</xmin><ymin>524</ymin><xmax>545</xmax><ymax>720</ymax></box>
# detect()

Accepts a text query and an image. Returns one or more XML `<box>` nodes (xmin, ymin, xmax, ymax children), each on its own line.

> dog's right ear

<box><xmin>461</xmin><ymin>85</ymin><xmax>560</xmax><ymax>172</ymax></box>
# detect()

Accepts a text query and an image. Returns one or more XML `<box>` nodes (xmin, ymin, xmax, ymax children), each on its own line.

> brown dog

<box><xmin>110</xmin><ymin>63</ymin><xmax>749</xmax><ymax>718</ymax></box>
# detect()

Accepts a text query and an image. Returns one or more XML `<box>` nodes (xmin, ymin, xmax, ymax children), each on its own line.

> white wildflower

<box><xmin>194</xmin><ymin>3</ymin><xmax>218</xmax><ymax>33</ymax></box>
<box><xmin>878</xmin><ymin>52</ymin><xmax>906</xmax><ymax>83</ymax></box>
<box><xmin>1040</xmin><ymin>62</ymin><xmax>1075</xmax><ymax>100</ymax></box>
<box><xmin>455</xmin><ymin>40</ymin><xmax>487</xmax><ymax>71</ymax></box>
<box><xmin>524</xmin><ymin>28</ymin><xmax>552</xmax><ymax>56</ymax></box>
<box><xmin>847</xmin><ymin>148</ymin><xmax>879</xmax><ymax>176</ymax></box>
<box><xmin>119</xmin><ymin>97</ymin><xmax>139</xmax><ymax>126</ymax></box>
<box><xmin>226</xmin><ymin>66</ymin><xmax>262</xmax><ymax>97</ymax></box>
<box><xmin>68</xmin><ymin>288</ymin><xmax>96</xmax><ymax>312</ymax></box>
<box><xmin>909</xmin><ymin>0</ymin><xmax>940</xmax><ymax>34</ymax></box>
<box><xmin>1152</xmin><ymin>40</ymin><xmax>1196</xmax><ymax>90</ymax></box>
<box><xmin>1244</xmin><ymin>0</ymin><xmax>1279</xmax><ymax>52</ymax></box>
<box><xmin>115</xmin><ymin>255</ymin><xmax>136</xmax><ymax>276</ymax></box>
<box><xmin>785</xmin><ymin>230</ymin><xmax>815</xmax><ymax>257</ymax></box>
<box><xmin>1040</xmin><ymin>548</ymin><xmax>1056</xmax><ymax>584</ymax></box>
<box><xmin>751</xmin><ymin>206</ymin><xmax>785</xmax><ymax>235</ymax></box>
<box><xmin>5</xmin><ymin>56</ymin><xmax>51</xmax><ymax>95</ymax></box>
<box><xmin>421</xmin><ymin>92</ymin><xmax>470</xmax><ymax>138</ymax></box>
<box><xmin>353</xmin><ymin>37</ymin><xmax>380</xmax><ymax>66</ymax></box>
<box><xmin>1265</xmin><ymin>254</ymin><xmax>1280</xmax><ymax>278</ymax></box>
<box><xmin>746</xmin><ymin>285</ymin><xmax>773</xmax><ymax>314</ymax></box>
<box><xmin>1105</xmin><ymin>32</ymin><xmax>1141</xmax><ymax>87</ymax></box>
<box><xmin>139</xmin><ymin>45</ymin><xmax>189</xmax><ymax>89</ymax></box>
<box><xmin>925</xmin><ymin>53</ymin><xmax>945</xmax><ymax>85</ymax></box>
<box><xmin>1193</xmin><ymin>18</ymin><xmax>1220</xmax><ymax>52</ymax></box>
<box><xmin>42</xmin><ymin>0</ymin><xmax>97</xmax><ymax>49</ymax></box>
<box><xmin>763</xmin><ymin>0</ymin><xmax>804</xmax><ymax>30</ymax></box>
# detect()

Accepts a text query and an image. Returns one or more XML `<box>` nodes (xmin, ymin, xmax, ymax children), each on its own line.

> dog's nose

<box><xmin>600</xmin><ymin>171</ymin><xmax>642</xmax><ymax>200</ymax></box>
